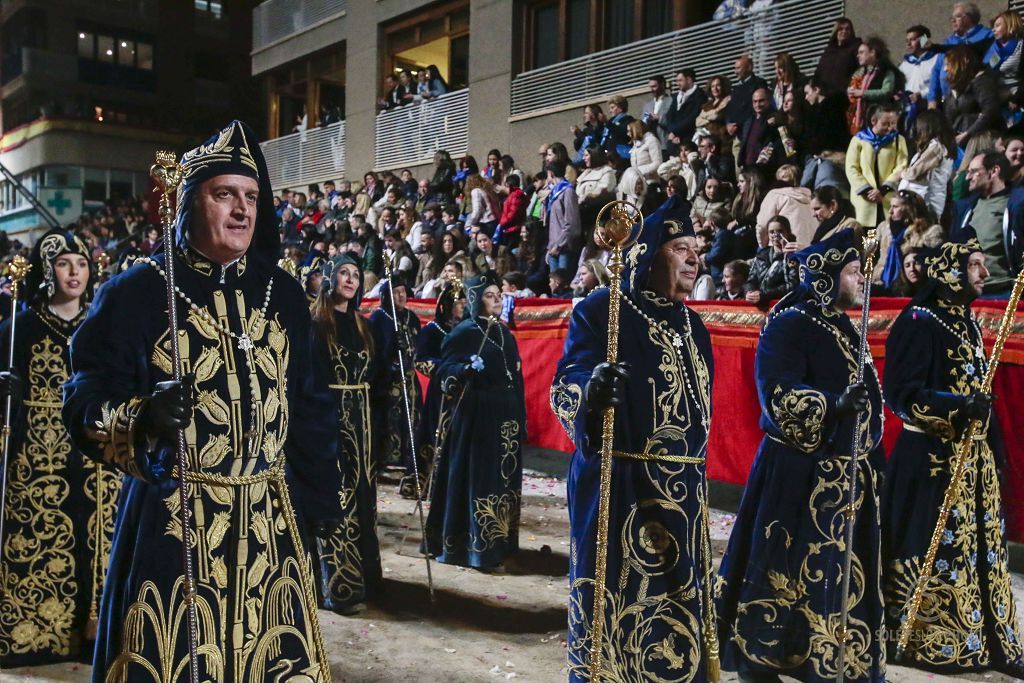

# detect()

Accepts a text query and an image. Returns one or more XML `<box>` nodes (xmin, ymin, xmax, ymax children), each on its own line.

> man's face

<box><xmin>906</xmin><ymin>31</ymin><xmax>922</xmax><ymax>54</ymax></box>
<box><xmin>951</xmin><ymin>4</ymin><xmax>973</xmax><ymax>35</ymax></box>
<box><xmin>966</xmin><ymin>251</ymin><xmax>989</xmax><ymax>296</ymax></box>
<box><xmin>835</xmin><ymin>260</ymin><xmax>865</xmax><ymax>310</ymax></box>
<box><xmin>480</xmin><ymin>285</ymin><xmax>502</xmax><ymax>318</ymax></box>
<box><xmin>967</xmin><ymin>155</ymin><xmax>995</xmax><ymax>195</ymax></box>
<box><xmin>648</xmin><ymin>236</ymin><xmax>700</xmax><ymax>302</ymax></box>
<box><xmin>871</xmin><ymin>112</ymin><xmax>899</xmax><ymax>136</ymax></box>
<box><xmin>190</xmin><ymin>174</ymin><xmax>259</xmax><ymax>265</ymax></box>
<box><xmin>419</xmin><ymin>179</ymin><xmax>430</xmax><ymax>195</ymax></box>
<box><xmin>381</xmin><ymin>209</ymin><xmax>394</xmax><ymax>225</ymax></box>
<box><xmin>420</xmin><ymin>233</ymin><xmax>433</xmax><ymax>252</ymax></box>
<box><xmin>752</xmin><ymin>90</ymin><xmax>770</xmax><ymax>116</ymax></box>
<box><xmin>648</xmin><ymin>79</ymin><xmax>663</xmax><ymax>96</ymax></box>
<box><xmin>52</xmin><ymin>253</ymin><xmax>90</xmax><ymax>301</ymax></box>
<box><xmin>675</xmin><ymin>73</ymin><xmax>692</xmax><ymax>92</ymax></box>
<box><xmin>723</xmin><ymin>266</ymin><xmax>745</xmax><ymax>294</ymax></box>
<box><xmin>442</xmin><ymin>263</ymin><xmax>459</xmax><ymax>279</ymax></box>
<box><xmin>698</xmin><ymin>138</ymin><xmax>713</xmax><ymax>159</ymax></box>
<box><xmin>734</xmin><ymin>57</ymin><xmax>751</xmax><ymax>80</ymax></box>
<box><xmin>401</xmin><ymin>170</ymin><xmax>412</xmax><ymax>182</ymax></box>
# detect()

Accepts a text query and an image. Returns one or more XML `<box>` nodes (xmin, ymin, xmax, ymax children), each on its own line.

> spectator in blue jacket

<box><xmin>927</xmin><ymin>3</ymin><xmax>994</xmax><ymax>107</ymax></box>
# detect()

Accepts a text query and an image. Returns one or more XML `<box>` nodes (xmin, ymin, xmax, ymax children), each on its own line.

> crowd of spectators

<box><xmin>4</xmin><ymin>3</ymin><xmax>1024</xmax><ymax>308</ymax></box>
<box><xmin>377</xmin><ymin>65</ymin><xmax>450</xmax><ymax>111</ymax></box>
<box><xmin>278</xmin><ymin>3</ymin><xmax>1024</xmax><ymax>304</ymax></box>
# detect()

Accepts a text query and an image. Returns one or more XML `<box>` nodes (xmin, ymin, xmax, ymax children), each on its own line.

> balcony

<box><xmin>375</xmin><ymin>89</ymin><xmax>469</xmax><ymax>170</ymax></box>
<box><xmin>510</xmin><ymin>0</ymin><xmax>844</xmax><ymax>119</ymax></box>
<box><xmin>252</xmin><ymin>0</ymin><xmax>346</xmax><ymax>52</ymax></box>
<box><xmin>1</xmin><ymin>47</ymin><xmax>77</xmax><ymax>88</ymax></box>
<box><xmin>260</xmin><ymin>120</ymin><xmax>346</xmax><ymax>191</ymax></box>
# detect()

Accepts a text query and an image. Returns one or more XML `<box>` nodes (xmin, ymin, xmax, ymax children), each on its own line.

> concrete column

<box><xmin>344</xmin><ymin>3</ymin><xmax>380</xmax><ymax>179</ymax></box>
<box><xmin>466</xmin><ymin>0</ymin><xmax>514</xmax><ymax>161</ymax></box>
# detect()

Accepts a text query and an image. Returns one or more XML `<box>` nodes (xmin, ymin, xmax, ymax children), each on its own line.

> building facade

<box><xmin>0</xmin><ymin>0</ymin><xmax>260</xmax><ymax>241</ymax></box>
<box><xmin>251</xmin><ymin>0</ymin><xmax>1012</xmax><ymax>195</ymax></box>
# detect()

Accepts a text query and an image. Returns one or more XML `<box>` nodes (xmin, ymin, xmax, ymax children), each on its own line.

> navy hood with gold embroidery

<box><xmin>174</xmin><ymin>120</ymin><xmax>278</xmax><ymax>264</ymax></box>
<box><xmin>622</xmin><ymin>195</ymin><xmax>693</xmax><ymax>304</ymax></box>
<box><xmin>913</xmin><ymin>231</ymin><xmax>984</xmax><ymax>306</ymax></box>
<box><xmin>28</xmin><ymin>227</ymin><xmax>93</xmax><ymax>304</ymax></box>
<box><xmin>770</xmin><ymin>228</ymin><xmax>861</xmax><ymax>317</ymax></box>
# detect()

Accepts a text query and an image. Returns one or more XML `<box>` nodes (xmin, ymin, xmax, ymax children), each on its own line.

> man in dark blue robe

<box><xmin>425</xmin><ymin>271</ymin><xmax>525</xmax><ymax>570</ymax></box>
<box><xmin>881</xmin><ymin>236</ymin><xmax>1024</xmax><ymax>674</ymax></box>
<box><xmin>550</xmin><ymin>196</ymin><xmax>717</xmax><ymax>681</ymax></box>
<box><xmin>63</xmin><ymin>120</ymin><xmax>341</xmax><ymax>682</ymax></box>
<box><xmin>718</xmin><ymin>229</ymin><xmax>886</xmax><ymax>683</ymax></box>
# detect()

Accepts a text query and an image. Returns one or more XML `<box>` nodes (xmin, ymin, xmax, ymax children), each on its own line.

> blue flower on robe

<box><xmin>972</xmin><ymin>609</ymin><xmax>982</xmax><ymax>623</ymax></box>
<box><xmin>984</xmin><ymin>511</ymin><xmax>992</xmax><ymax>522</ymax></box>
<box><xmin>950</xmin><ymin>569</ymin><xmax>959</xmax><ymax>581</ymax></box>
<box><xmin>936</xmin><ymin>559</ymin><xmax>949</xmax><ymax>572</ymax></box>
<box><xmin>952</xmin><ymin>507</ymin><xmax>962</xmax><ymax>519</ymax></box>
<box><xmin>942</xmin><ymin>529</ymin><xmax>954</xmax><ymax>545</ymax></box>
<box><xmin>998</xmin><ymin>604</ymin><xmax>1007</xmax><ymax>618</ymax></box>
<box><xmin>965</xmin><ymin>362</ymin><xmax>975</xmax><ymax>376</ymax></box>
<box><xmin>970</xmin><ymin>552</ymin><xmax>977</xmax><ymax>566</ymax></box>
<box><xmin>966</xmin><ymin>633</ymin><xmax>981</xmax><ymax>651</ymax></box>
<box><xmin>988</xmin><ymin>549</ymin><xmax>998</xmax><ymax>565</ymax></box>
<box><xmin>941</xmin><ymin>645</ymin><xmax>954</xmax><ymax>657</ymax></box>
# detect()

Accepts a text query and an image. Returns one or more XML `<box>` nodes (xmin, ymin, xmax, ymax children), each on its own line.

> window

<box><xmin>520</xmin><ymin>0</ymin><xmax>710</xmax><ymax>72</ymax></box>
<box><xmin>382</xmin><ymin>0</ymin><xmax>470</xmax><ymax>95</ymax></box>
<box><xmin>96</xmin><ymin>35</ymin><xmax>114</xmax><ymax>63</ymax></box>
<box><xmin>136</xmin><ymin>42</ymin><xmax>153</xmax><ymax>70</ymax></box>
<box><xmin>532</xmin><ymin>3</ymin><xmax>559</xmax><ymax>69</ymax></box>
<box><xmin>77</xmin><ymin>31</ymin><xmax>94</xmax><ymax>59</ymax></box>
<box><xmin>195</xmin><ymin>0</ymin><xmax>223</xmax><ymax>18</ymax></box>
<box><xmin>117</xmin><ymin>39</ymin><xmax>134</xmax><ymax>66</ymax></box>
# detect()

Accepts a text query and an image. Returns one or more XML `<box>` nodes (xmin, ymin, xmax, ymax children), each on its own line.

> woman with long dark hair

<box><xmin>847</xmin><ymin>36</ymin><xmax>899</xmax><ymax>134</ymax></box>
<box><xmin>944</xmin><ymin>44</ymin><xmax>1002</xmax><ymax>147</ymax></box>
<box><xmin>814</xmin><ymin>16</ymin><xmax>862</xmax><ymax>96</ymax></box>
<box><xmin>428</xmin><ymin>150</ymin><xmax>455</xmax><ymax>205</ymax></box>
<box><xmin>309</xmin><ymin>255</ymin><xmax>381</xmax><ymax>614</ymax></box>
<box><xmin>0</xmin><ymin>228</ymin><xmax>119</xmax><ymax>666</ymax></box>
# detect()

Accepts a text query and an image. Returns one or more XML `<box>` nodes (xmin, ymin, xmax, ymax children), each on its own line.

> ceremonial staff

<box><xmin>836</xmin><ymin>228</ymin><xmax>879</xmax><ymax>683</ymax></box>
<box><xmin>589</xmin><ymin>201</ymin><xmax>642</xmax><ymax>682</ymax></box>
<box><xmin>896</xmin><ymin>267</ymin><xmax>1024</xmax><ymax>659</ymax></box>
<box><xmin>426</xmin><ymin>314</ymin><xmax>496</xmax><ymax>502</ymax></box>
<box><xmin>382</xmin><ymin>257</ymin><xmax>435</xmax><ymax>601</ymax></box>
<box><xmin>0</xmin><ymin>255</ymin><xmax>31</xmax><ymax>601</ymax></box>
<box><xmin>150</xmin><ymin>151</ymin><xmax>200</xmax><ymax>683</ymax></box>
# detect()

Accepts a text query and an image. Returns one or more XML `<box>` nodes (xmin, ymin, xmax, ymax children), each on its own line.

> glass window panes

<box><xmin>77</xmin><ymin>31</ymin><xmax>94</xmax><ymax>59</ymax></box>
<box><xmin>643</xmin><ymin>0</ymin><xmax>672</xmax><ymax>38</ymax></box>
<box><xmin>566</xmin><ymin>0</ymin><xmax>590</xmax><ymax>60</ymax></box>
<box><xmin>96</xmin><ymin>35</ymin><xmax>114</xmax><ymax>63</ymax></box>
<box><xmin>136</xmin><ymin>42</ymin><xmax>153</xmax><ymax>70</ymax></box>
<box><xmin>605</xmin><ymin>0</ymin><xmax>634</xmax><ymax>49</ymax></box>
<box><xmin>117</xmin><ymin>39</ymin><xmax>135</xmax><ymax>66</ymax></box>
<box><xmin>533</xmin><ymin>3</ymin><xmax>559</xmax><ymax>69</ymax></box>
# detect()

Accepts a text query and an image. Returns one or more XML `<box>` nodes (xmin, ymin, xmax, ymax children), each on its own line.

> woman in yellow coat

<box><xmin>846</xmin><ymin>102</ymin><xmax>908</xmax><ymax>227</ymax></box>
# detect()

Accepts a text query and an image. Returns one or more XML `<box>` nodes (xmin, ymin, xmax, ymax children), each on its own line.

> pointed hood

<box><xmin>173</xmin><ymin>120</ymin><xmax>279</xmax><ymax>263</ymax></box>
<box><xmin>912</xmin><ymin>230</ymin><xmax>984</xmax><ymax>307</ymax></box>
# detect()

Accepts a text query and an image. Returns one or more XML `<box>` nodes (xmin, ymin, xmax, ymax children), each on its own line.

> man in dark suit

<box><xmin>662</xmin><ymin>68</ymin><xmax>707</xmax><ymax>155</ymax></box>
<box><xmin>738</xmin><ymin>88</ymin><xmax>782</xmax><ymax>175</ymax></box>
<box><xmin>694</xmin><ymin>133</ymin><xmax>736</xmax><ymax>188</ymax></box>
<box><xmin>725</xmin><ymin>54</ymin><xmax>769</xmax><ymax>153</ymax></box>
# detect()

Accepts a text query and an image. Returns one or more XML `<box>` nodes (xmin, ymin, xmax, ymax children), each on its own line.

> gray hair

<box><xmin>954</xmin><ymin>2</ymin><xmax>981</xmax><ymax>24</ymax></box>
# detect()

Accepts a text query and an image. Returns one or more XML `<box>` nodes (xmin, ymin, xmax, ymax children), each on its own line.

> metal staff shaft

<box><xmin>589</xmin><ymin>242</ymin><xmax>625</xmax><ymax>682</ymax></box>
<box><xmin>383</xmin><ymin>259</ymin><xmax>434</xmax><ymax>601</ymax></box>
<box><xmin>0</xmin><ymin>256</ymin><xmax>31</xmax><ymax>618</ymax></box>
<box><xmin>151</xmin><ymin>152</ymin><xmax>200</xmax><ymax>683</ymax></box>
<box><xmin>896</xmin><ymin>267</ymin><xmax>1024</xmax><ymax>658</ymax></box>
<box><xmin>837</xmin><ymin>231</ymin><xmax>879</xmax><ymax>683</ymax></box>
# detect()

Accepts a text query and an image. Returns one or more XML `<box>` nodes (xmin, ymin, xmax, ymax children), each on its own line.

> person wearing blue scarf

<box><xmin>551</xmin><ymin>196</ymin><xmax>718</xmax><ymax>681</ymax></box>
<box><xmin>881</xmin><ymin>234</ymin><xmax>1024</xmax><ymax>676</ymax></box>
<box><xmin>847</xmin><ymin>103</ymin><xmax>909</xmax><ymax>227</ymax></box>
<box><xmin>927</xmin><ymin>6</ymin><xmax>994</xmax><ymax>105</ymax></box>
<box><xmin>63</xmin><ymin>120</ymin><xmax>341</xmax><ymax>681</ymax></box>
<box><xmin>718</xmin><ymin>229</ymin><xmax>886</xmax><ymax>683</ymax></box>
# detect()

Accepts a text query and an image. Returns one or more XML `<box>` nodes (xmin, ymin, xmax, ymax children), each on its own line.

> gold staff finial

<box><xmin>7</xmin><ymin>255</ymin><xmax>31</xmax><ymax>300</ymax></box>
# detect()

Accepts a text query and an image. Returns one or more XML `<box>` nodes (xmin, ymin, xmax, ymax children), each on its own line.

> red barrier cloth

<box><xmin>364</xmin><ymin>297</ymin><xmax>1024</xmax><ymax>539</ymax></box>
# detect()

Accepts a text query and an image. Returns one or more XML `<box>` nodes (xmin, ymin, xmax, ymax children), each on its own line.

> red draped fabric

<box><xmin>366</xmin><ymin>297</ymin><xmax>1024</xmax><ymax>540</ymax></box>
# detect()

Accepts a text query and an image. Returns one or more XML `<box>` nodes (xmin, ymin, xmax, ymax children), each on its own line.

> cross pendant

<box><xmin>237</xmin><ymin>334</ymin><xmax>254</xmax><ymax>352</ymax></box>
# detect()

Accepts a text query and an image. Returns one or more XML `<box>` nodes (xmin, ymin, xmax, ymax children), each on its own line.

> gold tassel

<box><xmin>705</xmin><ymin>626</ymin><xmax>721</xmax><ymax>683</ymax></box>
<box><xmin>85</xmin><ymin>615</ymin><xmax>98</xmax><ymax>641</ymax></box>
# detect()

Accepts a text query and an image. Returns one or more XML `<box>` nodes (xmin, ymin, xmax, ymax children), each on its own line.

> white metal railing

<box><xmin>510</xmin><ymin>0</ymin><xmax>845</xmax><ymax>118</ymax></box>
<box><xmin>375</xmin><ymin>89</ymin><xmax>469</xmax><ymax>170</ymax></box>
<box><xmin>252</xmin><ymin>0</ymin><xmax>345</xmax><ymax>52</ymax></box>
<box><xmin>1011</xmin><ymin>0</ymin><xmax>1023</xmax><ymax>12</ymax></box>
<box><xmin>260</xmin><ymin>121</ymin><xmax>346</xmax><ymax>191</ymax></box>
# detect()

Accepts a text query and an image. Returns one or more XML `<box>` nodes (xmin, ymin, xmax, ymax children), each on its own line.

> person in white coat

<box><xmin>617</xmin><ymin>120</ymin><xmax>663</xmax><ymax>205</ymax></box>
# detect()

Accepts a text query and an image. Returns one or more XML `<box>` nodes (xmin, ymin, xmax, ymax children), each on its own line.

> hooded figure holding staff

<box><xmin>63</xmin><ymin>120</ymin><xmax>341</xmax><ymax>682</ymax></box>
<box><xmin>550</xmin><ymin>195</ymin><xmax>717</xmax><ymax>681</ymax></box>
<box><xmin>717</xmin><ymin>228</ymin><xmax>885</xmax><ymax>683</ymax></box>
<box><xmin>881</xmin><ymin>234</ymin><xmax>1024</xmax><ymax>675</ymax></box>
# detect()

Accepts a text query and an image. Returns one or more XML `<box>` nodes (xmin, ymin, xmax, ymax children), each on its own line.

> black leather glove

<box><xmin>137</xmin><ymin>376</ymin><xmax>194</xmax><ymax>441</ymax></box>
<box><xmin>0</xmin><ymin>371</ymin><xmax>22</xmax><ymax>400</ymax></box>
<box><xmin>835</xmin><ymin>382</ymin><xmax>869</xmax><ymax>417</ymax></box>
<box><xmin>584</xmin><ymin>362</ymin><xmax>630</xmax><ymax>414</ymax></box>
<box><xmin>963</xmin><ymin>393</ymin><xmax>994</xmax><ymax>422</ymax></box>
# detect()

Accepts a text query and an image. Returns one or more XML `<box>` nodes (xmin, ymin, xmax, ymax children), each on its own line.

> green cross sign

<box><xmin>47</xmin><ymin>191</ymin><xmax>72</xmax><ymax>216</ymax></box>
